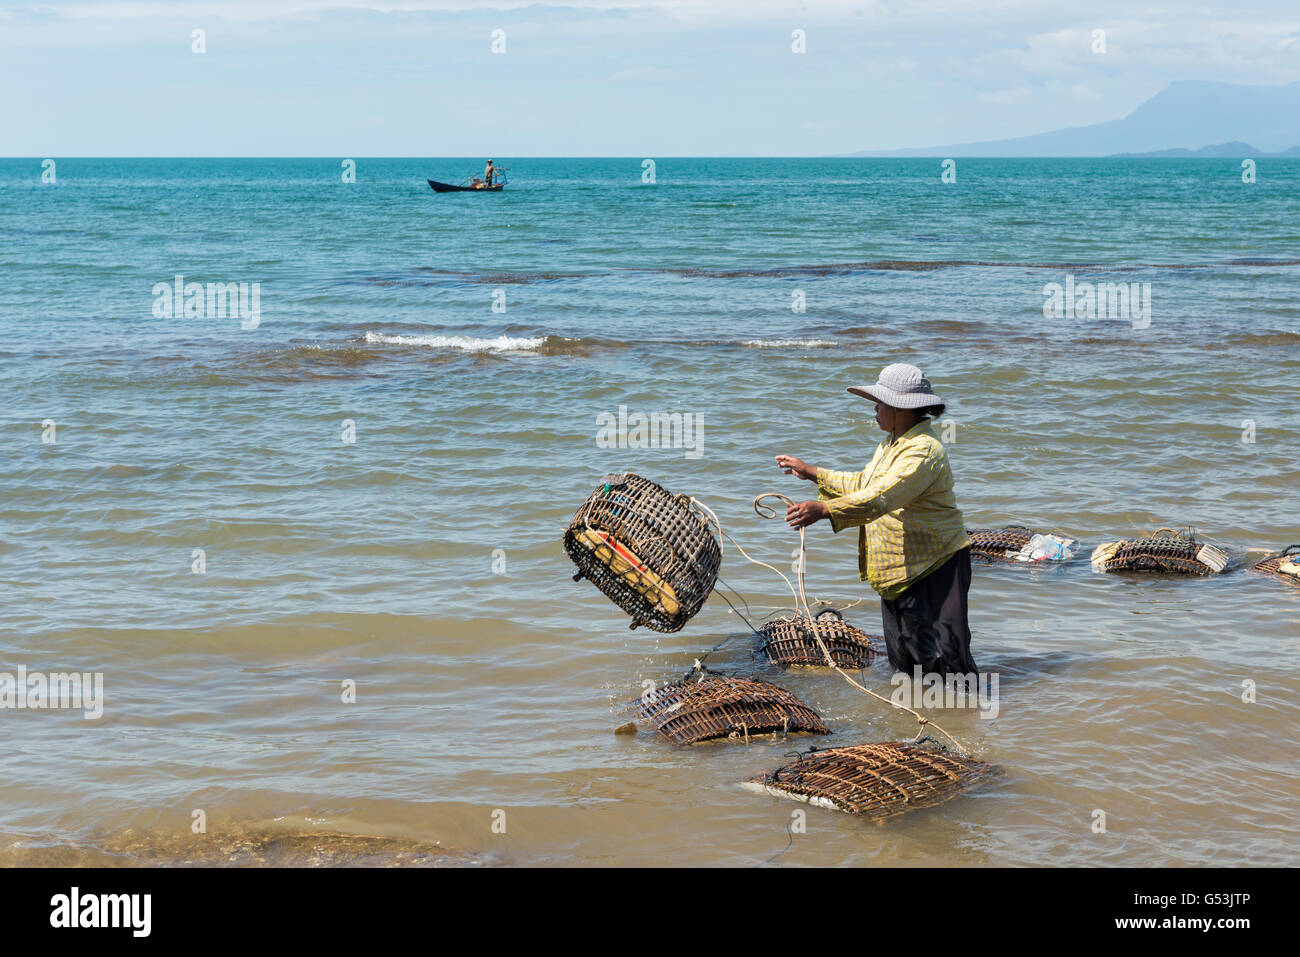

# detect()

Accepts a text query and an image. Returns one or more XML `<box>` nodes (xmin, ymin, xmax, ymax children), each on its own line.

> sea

<box><xmin>1</xmin><ymin>157</ymin><xmax>1296</xmax><ymax>866</ymax></box>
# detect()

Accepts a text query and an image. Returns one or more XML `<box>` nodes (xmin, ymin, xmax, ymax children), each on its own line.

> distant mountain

<box><xmin>1112</xmin><ymin>141</ymin><xmax>1300</xmax><ymax>157</ymax></box>
<box><xmin>844</xmin><ymin>81</ymin><xmax>1300</xmax><ymax>157</ymax></box>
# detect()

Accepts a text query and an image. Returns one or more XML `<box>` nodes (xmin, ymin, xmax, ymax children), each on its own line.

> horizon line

<box><xmin>7</xmin><ymin>154</ymin><xmax>1300</xmax><ymax>160</ymax></box>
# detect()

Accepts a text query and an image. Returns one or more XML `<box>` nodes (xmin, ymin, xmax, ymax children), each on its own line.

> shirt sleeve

<box><xmin>815</xmin><ymin>464</ymin><xmax>870</xmax><ymax>499</ymax></box>
<box><xmin>824</xmin><ymin>444</ymin><xmax>940</xmax><ymax>532</ymax></box>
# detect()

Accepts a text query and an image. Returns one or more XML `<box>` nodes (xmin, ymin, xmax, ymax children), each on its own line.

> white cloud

<box><xmin>5</xmin><ymin>0</ymin><xmax>1300</xmax><ymax>154</ymax></box>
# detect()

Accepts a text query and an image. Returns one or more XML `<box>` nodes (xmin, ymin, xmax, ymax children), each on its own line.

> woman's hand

<box><xmin>785</xmin><ymin>500</ymin><xmax>830</xmax><ymax>529</ymax></box>
<box><xmin>775</xmin><ymin>454</ymin><xmax>817</xmax><ymax>481</ymax></box>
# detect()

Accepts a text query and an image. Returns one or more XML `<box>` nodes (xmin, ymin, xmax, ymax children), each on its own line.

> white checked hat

<box><xmin>847</xmin><ymin>363</ymin><xmax>946</xmax><ymax>414</ymax></box>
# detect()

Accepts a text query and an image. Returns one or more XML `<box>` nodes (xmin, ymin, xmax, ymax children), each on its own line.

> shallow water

<box><xmin>1</xmin><ymin>158</ymin><xmax>1297</xmax><ymax>865</ymax></box>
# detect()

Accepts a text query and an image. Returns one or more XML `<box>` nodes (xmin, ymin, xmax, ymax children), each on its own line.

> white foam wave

<box><xmin>739</xmin><ymin>338</ymin><xmax>837</xmax><ymax>348</ymax></box>
<box><xmin>364</xmin><ymin>331</ymin><xmax>547</xmax><ymax>352</ymax></box>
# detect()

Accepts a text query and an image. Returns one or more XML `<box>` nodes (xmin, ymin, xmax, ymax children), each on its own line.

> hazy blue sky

<box><xmin>4</xmin><ymin>0</ymin><xmax>1299</xmax><ymax>155</ymax></box>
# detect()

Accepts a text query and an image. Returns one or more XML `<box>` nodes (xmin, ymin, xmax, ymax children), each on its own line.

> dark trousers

<box><xmin>880</xmin><ymin>546</ymin><xmax>978</xmax><ymax>677</ymax></box>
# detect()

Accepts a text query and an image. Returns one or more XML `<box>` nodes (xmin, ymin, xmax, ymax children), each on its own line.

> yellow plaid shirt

<box><xmin>815</xmin><ymin>420</ymin><xmax>968</xmax><ymax>600</ymax></box>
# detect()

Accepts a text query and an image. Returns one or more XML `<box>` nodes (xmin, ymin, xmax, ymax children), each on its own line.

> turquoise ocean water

<box><xmin>1</xmin><ymin>157</ymin><xmax>1297</xmax><ymax>865</ymax></box>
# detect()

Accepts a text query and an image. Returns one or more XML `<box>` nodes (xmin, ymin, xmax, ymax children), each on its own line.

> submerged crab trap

<box><xmin>744</xmin><ymin>742</ymin><xmax>997</xmax><ymax>821</ymax></box>
<box><xmin>968</xmin><ymin>525</ymin><xmax>1077</xmax><ymax>564</ymax></box>
<box><xmin>967</xmin><ymin>525</ymin><xmax>1037</xmax><ymax>562</ymax></box>
<box><xmin>756</xmin><ymin>609</ymin><xmax>882</xmax><ymax>669</ymax></box>
<box><xmin>1253</xmin><ymin>545</ymin><xmax>1300</xmax><ymax>587</ymax></box>
<box><xmin>563</xmin><ymin>472</ymin><xmax>722</xmax><ymax>632</ymax></box>
<box><xmin>1090</xmin><ymin>528</ymin><xmax>1229</xmax><ymax>576</ymax></box>
<box><xmin>631</xmin><ymin>673</ymin><xmax>829</xmax><ymax>745</ymax></box>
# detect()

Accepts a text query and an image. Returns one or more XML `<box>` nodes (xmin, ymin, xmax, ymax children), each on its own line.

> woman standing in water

<box><xmin>776</xmin><ymin>362</ymin><xmax>977</xmax><ymax>677</ymax></box>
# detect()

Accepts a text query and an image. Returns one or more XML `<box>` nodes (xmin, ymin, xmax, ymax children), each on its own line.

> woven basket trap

<box><xmin>631</xmin><ymin>674</ymin><xmax>829</xmax><ymax>745</ymax></box>
<box><xmin>1253</xmin><ymin>545</ymin><xmax>1300</xmax><ymax>587</ymax></box>
<box><xmin>967</xmin><ymin>526</ymin><xmax>1037</xmax><ymax>562</ymax></box>
<box><xmin>563</xmin><ymin>472</ymin><xmax>721</xmax><ymax>633</ymax></box>
<box><xmin>1092</xmin><ymin>529</ymin><xmax>1222</xmax><ymax>576</ymax></box>
<box><xmin>747</xmin><ymin>742</ymin><xmax>997</xmax><ymax>821</ymax></box>
<box><xmin>757</xmin><ymin>612</ymin><xmax>881</xmax><ymax>669</ymax></box>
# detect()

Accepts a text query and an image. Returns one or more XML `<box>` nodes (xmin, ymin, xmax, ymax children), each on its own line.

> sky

<box><xmin>3</xmin><ymin>0</ymin><xmax>1299</xmax><ymax>155</ymax></box>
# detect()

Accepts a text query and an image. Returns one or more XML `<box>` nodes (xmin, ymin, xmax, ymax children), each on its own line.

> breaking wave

<box><xmin>360</xmin><ymin>331</ymin><xmax>607</xmax><ymax>356</ymax></box>
<box><xmin>363</xmin><ymin>331</ymin><xmax>547</xmax><ymax>352</ymax></box>
<box><xmin>738</xmin><ymin>338</ymin><xmax>838</xmax><ymax>348</ymax></box>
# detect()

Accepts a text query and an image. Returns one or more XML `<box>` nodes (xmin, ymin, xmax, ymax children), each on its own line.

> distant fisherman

<box><xmin>776</xmin><ymin>363</ymin><xmax>977</xmax><ymax>677</ymax></box>
<box><xmin>483</xmin><ymin>159</ymin><xmax>495</xmax><ymax>187</ymax></box>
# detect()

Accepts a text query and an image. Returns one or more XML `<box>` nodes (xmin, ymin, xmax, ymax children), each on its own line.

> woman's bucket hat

<box><xmin>847</xmin><ymin>363</ymin><xmax>945</xmax><ymax>415</ymax></box>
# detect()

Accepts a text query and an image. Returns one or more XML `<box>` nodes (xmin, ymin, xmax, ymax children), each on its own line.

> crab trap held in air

<box><xmin>563</xmin><ymin>472</ymin><xmax>721</xmax><ymax>632</ymax></box>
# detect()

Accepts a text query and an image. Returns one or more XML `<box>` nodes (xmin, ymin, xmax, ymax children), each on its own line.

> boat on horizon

<box><xmin>428</xmin><ymin>168</ymin><xmax>508</xmax><ymax>192</ymax></box>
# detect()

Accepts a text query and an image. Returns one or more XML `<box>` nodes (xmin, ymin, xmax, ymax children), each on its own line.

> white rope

<box><xmin>696</xmin><ymin>492</ymin><xmax>972</xmax><ymax>756</ymax></box>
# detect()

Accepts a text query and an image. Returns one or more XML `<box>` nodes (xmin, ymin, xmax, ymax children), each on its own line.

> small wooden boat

<box><xmin>428</xmin><ymin>179</ymin><xmax>503</xmax><ymax>192</ymax></box>
<box><xmin>428</xmin><ymin>168</ymin><xmax>508</xmax><ymax>193</ymax></box>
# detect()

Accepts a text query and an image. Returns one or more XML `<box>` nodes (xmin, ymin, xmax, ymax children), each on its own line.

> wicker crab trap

<box><xmin>1253</xmin><ymin>545</ymin><xmax>1300</xmax><ymax>587</ymax></box>
<box><xmin>1090</xmin><ymin>528</ymin><xmax>1229</xmax><ymax>576</ymax></box>
<box><xmin>756</xmin><ymin>609</ymin><xmax>882</xmax><ymax>669</ymax></box>
<box><xmin>563</xmin><ymin>472</ymin><xmax>722</xmax><ymax>632</ymax></box>
<box><xmin>743</xmin><ymin>742</ymin><xmax>997</xmax><ymax>821</ymax></box>
<box><xmin>968</xmin><ymin>525</ymin><xmax>1078</xmax><ymax>564</ymax></box>
<box><xmin>968</xmin><ymin>525</ymin><xmax>1037</xmax><ymax>562</ymax></box>
<box><xmin>630</xmin><ymin>672</ymin><xmax>829</xmax><ymax>745</ymax></box>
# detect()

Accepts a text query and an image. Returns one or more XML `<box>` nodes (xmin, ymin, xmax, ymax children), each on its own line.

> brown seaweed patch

<box><xmin>535</xmin><ymin>335</ymin><xmax>609</xmax><ymax>356</ymax></box>
<box><xmin>343</xmin><ymin>258</ymin><xmax>1300</xmax><ymax>288</ymax></box>
<box><xmin>270</xmin><ymin>344</ymin><xmax>382</xmax><ymax>366</ymax></box>
<box><xmin>0</xmin><ymin>827</ymin><xmax>482</xmax><ymax>868</ymax></box>
<box><xmin>672</xmin><ymin>261</ymin><xmax>952</xmax><ymax>277</ymax></box>
<box><xmin>1219</xmin><ymin>331</ymin><xmax>1300</xmax><ymax>347</ymax></box>
<box><xmin>349</xmin><ymin>269</ymin><xmax>598</xmax><ymax>287</ymax></box>
<box><xmin>245</xmin><ymin>344</ymin><xmax>389</xmax><ymax>378</ymax></box>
